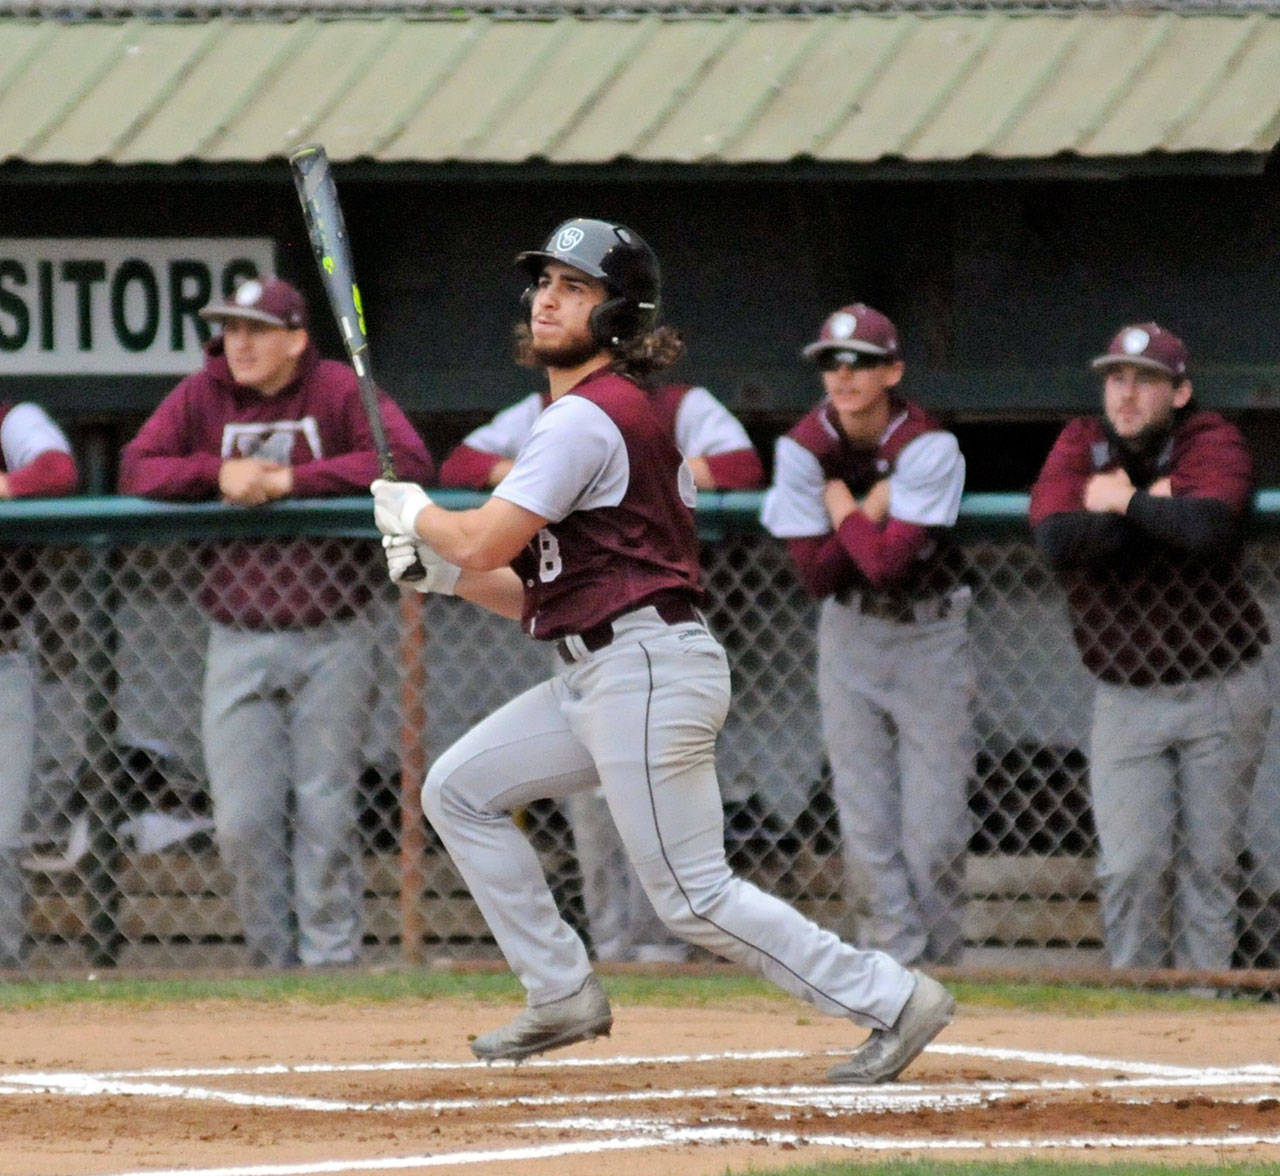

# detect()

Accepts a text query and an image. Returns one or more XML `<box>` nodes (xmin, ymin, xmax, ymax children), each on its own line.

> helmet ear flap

<box><xmin>588</xmin><ymin>296</ymin><xmax>638</xmax><ymax>347</ymax></box>
<box><xmin>520</xmin><ymin>285</ymin><xmax>535</xmax><ymax>323</ymax></box>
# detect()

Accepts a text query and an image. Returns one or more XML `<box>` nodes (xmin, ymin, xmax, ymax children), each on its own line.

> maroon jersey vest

<box><xmin>512</xmin><ymin>370</ymin><xmax>703</xmax><ymax>640</ymax></box>
<box><xmin>788</xmin><ymin>399</ymin><xmax>962</xmax><ymax>600</ymax></box>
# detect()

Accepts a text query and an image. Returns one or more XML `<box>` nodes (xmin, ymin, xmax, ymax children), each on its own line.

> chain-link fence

<box><xmin>3</xmin><ymin>495</ymin><xmax>1278</xmax><ymax>979</ymax></box>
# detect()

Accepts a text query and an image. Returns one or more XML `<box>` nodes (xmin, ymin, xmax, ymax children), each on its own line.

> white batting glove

<box><xmin>371</xmin><ymin>478</ymin><xmax>432</xmax><ymax>538</ymax></box>
<box><xmin>381</xmin><ymin>533</ymin><xmax>461</xmax><ymax>596</ymax></box>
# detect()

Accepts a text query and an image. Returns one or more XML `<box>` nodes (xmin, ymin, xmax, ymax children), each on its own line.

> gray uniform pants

<box><xmin>0</xmin><ymin>649</ymin><xmax>35</xmax><ymax>965</ymax></box>
<box><xmin>1090</xmin><ymin>658</ymin><xmax>1271</xmax><ymax>970</ymax></box>
<box><xmin>203</xmin><ymin>619</ymin><xmax>369</xmax><ymax>967</ymax></box>
<box><xmin>817</xmin><ymin>590</ymin><xmax>975</xmax><ymax>966</ymax></box>
<box><xmin>423</xmin><ymin>607</ymin><xmax>913</xmax><ymax>1029</ymax></box>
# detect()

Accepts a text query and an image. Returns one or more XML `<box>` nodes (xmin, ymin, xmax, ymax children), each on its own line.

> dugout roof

<box><xmin>1</xmin><ymin>9</ymin><xmax>1279</xmax><ymax>171</ymax></box>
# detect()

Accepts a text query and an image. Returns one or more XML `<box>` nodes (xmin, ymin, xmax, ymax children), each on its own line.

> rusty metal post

<box><xmin>398</xmin><ymin>590</ymin><xmax>428</xmax><ymax>966</ymax></box>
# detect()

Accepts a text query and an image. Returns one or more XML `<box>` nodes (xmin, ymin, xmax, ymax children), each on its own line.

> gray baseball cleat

<box><xmin>826</xmin><ymin>969</ymin><xmax>955</xmax><ymax>1084</ymax></box>
<box><xmin>470</xmin><ymin>975</ymin><xmax>613</xmax><ymax>1062</ymax></box>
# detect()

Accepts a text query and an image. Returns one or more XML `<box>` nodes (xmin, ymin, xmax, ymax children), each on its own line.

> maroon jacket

<box><xmin>1029</xmin><ymin>409</ymin><xmax>1267</xmax><ymax>684</ymax></box>
<box><xmin>784</xmin><ymin>400</ymin><xmax>962</xmax><ymax>603</ymax></box>
<box><xmin>119</xmin><ymin>338</ymin><xmax>435</xmax><ymax>629</ymax></box>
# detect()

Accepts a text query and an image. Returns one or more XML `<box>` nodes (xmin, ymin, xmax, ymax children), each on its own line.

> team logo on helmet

<box><xmin>234</xmin><ymin>278</ymin><xmax>264</xmax><ymax>307</ymax></box>
<box><xmin>828</xmin><ymin>311</ymin><xmax>857</xmax><ymax>340</ymax></box>
<box><xmin>1120</xmin><ymin>326</ymin><xmax>1151</xmax><ymax>355</ymax></box>
<box><xmin>555</xmin><ymin>226</ymin><xmax>585</xmax><ymax>253</ymax></box>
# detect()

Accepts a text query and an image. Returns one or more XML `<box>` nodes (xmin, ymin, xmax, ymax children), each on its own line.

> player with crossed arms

<box><xmin>371</xmin><ymin>217</ymin><xmax>954</xmax><ymax>1080</ymax></box>
<box><xmin>440</xmin><ymin>359</ymin><xmax>763</xmax><ymax>966</ymax></box>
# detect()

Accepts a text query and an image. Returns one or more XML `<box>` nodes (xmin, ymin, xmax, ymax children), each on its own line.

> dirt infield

<box><xmin>3</xmin><ymin>990</ymin><xmax>1280</xmax><ymax>1175</ymax></box>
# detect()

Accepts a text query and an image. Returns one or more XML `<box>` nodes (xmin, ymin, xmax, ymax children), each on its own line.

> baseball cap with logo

<box><xmin>801</xmin><ymin>303</ymin><xmax>901</xmax><ymax>363</ymax></box>
<box><xmin>199</xmin><ymin>277</ymin><xmax>308</xmax><ymax>330</ymax></box>
<box><xmin>1089</xmin><ymin>322</ymin><xmax>1188</xmax><ymax>379</ymax></box>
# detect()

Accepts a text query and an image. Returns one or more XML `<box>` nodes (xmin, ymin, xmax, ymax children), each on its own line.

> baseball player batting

<box><xmin>371</xmin><ymin>217</ymin><xmax>954</xmax><ymax>1082</ymax></box>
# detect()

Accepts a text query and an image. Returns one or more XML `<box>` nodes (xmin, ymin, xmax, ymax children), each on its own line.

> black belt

<box><xmin>833</xmin><ymin>587</ymin><xmax>956</xmax><ymax>624</ymax></box>
<box><xmin>554</xmin><ymin>596</ymin><xmax>701</xmax><ymax>663</ymax></box>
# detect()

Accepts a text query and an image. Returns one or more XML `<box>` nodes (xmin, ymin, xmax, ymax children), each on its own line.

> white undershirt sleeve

<box><xmin>888</xmin><ymin>432</ymin><xmax>965</xmax><ymax>526</ymax></box>
<box><xmin>492</xmin><ymin>396</ymin><xmax>629</xmax><ymax>523</ymax></box>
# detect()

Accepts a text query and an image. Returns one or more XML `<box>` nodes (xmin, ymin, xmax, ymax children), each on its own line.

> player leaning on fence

<box><xmin>118</xmin><ymin>277</ymin><xmax>435</xmax><ymax>969</ymax></box>
<box><xmin>1029</xmin><ymin>323</ymin><xmax>1271</xmax><ymax>972</ymax></box>
<box><xmin>371</xmin><ymin>217</ymin><xmax>955</xmax><ymax>1082</ymax></box>
<box><xmin>761</xmin><ymin>304</ymin><xmax>974</xmax><ymax>968</ymax></box>
<box><xmin>0</xmin><ymin>401</ymin><xmax>79</xmax><ymax>969</ymax></box>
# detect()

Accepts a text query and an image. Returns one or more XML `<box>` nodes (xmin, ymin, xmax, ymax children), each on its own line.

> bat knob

<box><xmin>400</xmin><ymin>554</ymin><xmax>428</xmax><ymax>584</ymax></box>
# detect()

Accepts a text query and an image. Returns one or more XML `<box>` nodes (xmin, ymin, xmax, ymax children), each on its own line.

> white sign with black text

<box><xmin>0</xmin><ymin>238</ymin><xmax>277</xmax><ymax>375</ymax></box>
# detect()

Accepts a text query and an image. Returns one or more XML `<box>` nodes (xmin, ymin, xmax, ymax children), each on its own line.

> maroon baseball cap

<box><xmin>801</xmin><ymin>303</ymin><xmax>901</xmax><ymax>362</ymax></box>
<box><xmin>1090</xmin><ymin>322</ymin><xmax>1188</xmax><ymax>379</ymax></box>
<box><xmin>199</xmin><ymin>277</ymin><xmax>308</xmax><ymax>330</ymax></box>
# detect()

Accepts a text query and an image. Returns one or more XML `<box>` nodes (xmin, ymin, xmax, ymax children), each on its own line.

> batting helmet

<box><xmin>516</xmin><ymin>218</ymin><xmax>660</xmax><ymax>347</ymax></box>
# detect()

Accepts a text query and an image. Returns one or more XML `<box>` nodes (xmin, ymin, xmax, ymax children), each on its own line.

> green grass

<box><xmin>0</xmin><ymin>969</ymin><xmax>1262</xmax><ymax>1012</ymax></box>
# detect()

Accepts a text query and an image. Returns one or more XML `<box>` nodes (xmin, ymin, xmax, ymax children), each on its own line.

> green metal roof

<box><xmin>2</xmin><ymin>12</ymin><xmax>1279</xmax><ymax>167</ymax></box>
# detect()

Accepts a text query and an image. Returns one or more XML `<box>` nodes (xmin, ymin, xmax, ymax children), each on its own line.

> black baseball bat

<box><xmin>289</xmin><ymin>143</ymin><xmax>425</xmax><ymax>582</ymax></box>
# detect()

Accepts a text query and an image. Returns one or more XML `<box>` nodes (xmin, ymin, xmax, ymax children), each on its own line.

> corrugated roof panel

<box><xmin>907</xmin><ymin>16</ymin><xmax>1081</xmax><ymax>161</ymax></box>
<box><xmin>549</xmin><ymin>20</ymin><xmax>740</xmax><ymax>162</ymax></box>
<box><xmin>820</xmin><ymin>17</ymin><xmax>998</xmax><ymax>160</ymax></box>
<box><xmin>1085</xmin><ymin>16</ymin><xmax>1260</xmax><ymax>155</ymax></box>
<box><xmin>387</xmin><ymin>21</ymin><xmax>565</xmax><ymax>159</ymax></box>
<box><xmin>120</xmin><ymin>22</ymin><xmax>315</xmax><ymax>162</ymax></box>
<box><xmin>730</xmin><ymin>18</ymin><xmax>909</xmax><ymax>162</ymax></box>
<box><xmin>640</xmin><ymin>20</ymin><xmax>827</xmax><ymax>163</ymax></box>
<box><xmin>991</xmin><ymin>16</ymin><xmax>1173</xmax><ymax>157</ymax></box>
<box><xmin>1172</xmin><ymin>18</ymin><xmax>1280</xmax><ymax>151</ymax></box>
<box><xmin>303</xmin><ymin>21</ymin><xmax>480</xmax><ymax>159</ymax></box>
<box><xmin>0</xmin><ymin>23</ymin><xmax>135</xmax><ymax>161</ymax></box>
<box><xmin>0</xmin><ymin>21</ymin><xmax>56</xmax><ymax>105</ymax></box>
<box><xmin>470</xmin><ymin>19</ymin><xmax>656</xmax><ymax>163</ymax></box>
<box><xmin>30</xmin><ymin>23</ymin><xmax>220</xmax><ymax>163</ymax></box>
<box><xmin>2</xmin><ymin>14</ymin><xmax>1280</xmax><ymax>168</ymax></box>
<box><xmin>204</xmin><ymin>20</ymin><xmax>398</xmax><ymax>160</ymax></box>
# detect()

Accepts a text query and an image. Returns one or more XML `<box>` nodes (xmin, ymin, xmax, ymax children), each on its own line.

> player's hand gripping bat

<box><xmin>288</xmin><ymin>142</ymin><xmax>426</xmax><ymax>582</ymax></box>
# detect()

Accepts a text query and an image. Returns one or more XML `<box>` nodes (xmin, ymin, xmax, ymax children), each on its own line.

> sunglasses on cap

<box><xmin>815</xmin><ymin>350</ymin><xmax>891</xmax><ymax>372</ymax></box>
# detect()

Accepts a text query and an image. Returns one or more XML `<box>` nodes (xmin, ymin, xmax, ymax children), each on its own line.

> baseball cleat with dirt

<box><xmin>470</xmin><ymin>974</ymin><xmax>613</xmax><ymax>1062</ymax></box>
<box><xmin>826</xmin><ymin>969</ymin><xmax>955</xmax><ymax>1084</ymax></box>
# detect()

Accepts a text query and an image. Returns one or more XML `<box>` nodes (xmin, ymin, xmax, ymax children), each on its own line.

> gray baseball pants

<box><xmin>564</xmin><ymin>786</ymin><xmax>687</xmax><ymax>961</ymax></box>
<box><xmin>0</xmin><ymin>648</ymin><xmax>35</xmax><ymax>964</ymax></box>
<box><xmin>423</xmin><ymin>607</ymin><xmax>914</xmax><ymax>1028</ymax></box>
<box><xmin>1090</xmin><ymin>657</ymin><xmax>1271</xmax><ymax>969</ymax></box>
<box><xmin>817</xmin><ymin>591</ymin><xmax>975</xmax><ymax>966</ymax></box>
<box><xmin>203</xmin><ymin>619</ymin><xmax>369</xmax><ymax>967</ymax></box>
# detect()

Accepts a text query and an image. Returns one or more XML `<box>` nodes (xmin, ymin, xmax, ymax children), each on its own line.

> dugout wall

<box><xmin>3</xmin><ymin>166</ymin><xmax>1280</xmax><ymax>492</ymax></box>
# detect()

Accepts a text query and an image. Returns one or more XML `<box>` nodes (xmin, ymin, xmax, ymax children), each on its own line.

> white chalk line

<box><xmin>4</xmin><ymin>1067</ymin><xmax>1279</xmax><ymax>1116</ymax></box>
<box><xmin>6</xmin><ymin>1041</ymin><xmax>1280</xmax><ymax>1176</ymax></box>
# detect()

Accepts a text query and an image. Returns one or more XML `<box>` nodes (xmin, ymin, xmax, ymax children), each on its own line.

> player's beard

<box><xmin>529</xmin><ymin>330</ymin><xmax>603</xmax><ymax>370</ymax></box>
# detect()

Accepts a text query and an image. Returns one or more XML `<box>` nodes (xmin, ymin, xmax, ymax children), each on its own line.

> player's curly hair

<box><xmin>513</xmin><ymin>323</ymin><xmax>685</xmax><ymax>383</ymax></box>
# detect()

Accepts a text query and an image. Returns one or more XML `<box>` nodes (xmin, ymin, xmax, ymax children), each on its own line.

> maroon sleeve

<box><xmin>7</xmin><ymin>450</ymin><xmax>78</xmax><ymax>498</ymax></box>
<box><xmin>1028</xmin><ymin>420</ymin><xmax>1093</xmax><ymax>528</ymax></box>
<box><xmin>289</xmin><ymin>377</ymin><xmax>436</xmax><ymax>496</ymax></box>
<box><xmin>118</xmin><ymin>384</ymin><xmax>223</xmax><ymax>500</ymax></box>
<box><xmin>786</xmin><ymin>515</ymin><xmax>930</xmax><ymax>597</ymax></box>
<box><xmin>834</xmin><ymin>513</ymin><xmax>933</xmax><ymax>589</ymax></box>
<box><xmin>704</xmin><ymin>446</ymin><xmax>765</xmax><ymax>490</ymax></box>
<box><xmin>786</xmin><ymin>535</ymin><xmax>852</xmax><ymax>599</ymax></box>
<box><xmin>1169</xmin><ymin>415</ymin><xmax>1254</xmax><ymax>511</ymax></box>
<box><xmin>439</xmin><ymin>443</ymin><xmax>503</xmax><ymax>489</ymax></box>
